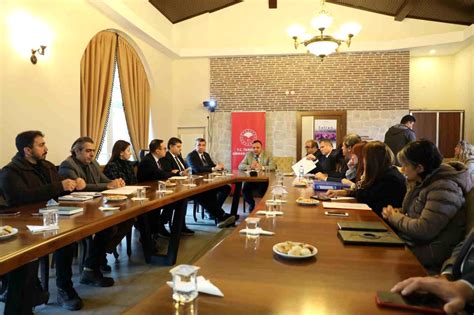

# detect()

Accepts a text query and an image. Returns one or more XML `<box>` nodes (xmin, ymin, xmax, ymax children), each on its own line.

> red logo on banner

<box><xmin>231</xmin><ymin>112</ymin><xmax>266</xmax><ymax>170</ymax></box>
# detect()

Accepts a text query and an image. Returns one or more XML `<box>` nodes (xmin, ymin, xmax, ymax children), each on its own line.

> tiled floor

<box><xmin>1</xmin><ymin>201</ymin><xmax>248</xmax><ymax>314</ymax></box>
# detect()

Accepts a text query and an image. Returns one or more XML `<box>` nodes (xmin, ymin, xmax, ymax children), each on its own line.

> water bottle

<box><xmin>298</xmin><ymin>164</ymin><xmax>304</xmax><ymax>179</ymax></box>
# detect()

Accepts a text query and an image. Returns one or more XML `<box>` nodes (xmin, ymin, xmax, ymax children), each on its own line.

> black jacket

<box><xmin>186</xmin><ymin>150</ymin><xmax>216</xmax><ymax>174</ymax></box>
<box><xmin>104</xmin><ymin>159</ymin><xmax>137</xmax><ymax>185</ymax></box>
<box><xmin>137</xmin><ymin>153</ymin><xmax>175</xmax><ymax>182</ymax></box>
<box><xmin>353</xmin><ymin>166</ymin><xmax>407</xmax><ymax>217</ymax></box>
<box><xmin>310</xmin><ymin>150</ymin><xmax>337</xmax><ymax>174</ymax></box>
<box><xmin>160</xmin><ymin>152</ymin><xmax>188</xmax><ymax>173</ymax></box>
<box><xmin>0</xmin><ymin>153</ymin><xmax>65</xmax><ymax>207</ymax></box>
<box><xmin>384</xmin><ymin>124</ymin><xmax>416</xmax><ymax>164</ymax></box>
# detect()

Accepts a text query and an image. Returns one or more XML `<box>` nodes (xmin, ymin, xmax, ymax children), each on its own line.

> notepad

<box><xmin>337</xmin><ymin>230</ymin><xmax>405</xmax><ymax>246</ymax></box>
<box><xmin>322</xmin><ymin>202</ymin><xmax>371</xmax><ymax>211</ymax></box>
<box><xmin>39</xmin><ymin>206</ymin><xmax>84</xmax><ymax>216</ymax></box>
<box><xmin>337</xmin><ymin>221</ymin><xmax>388</xmax><ymax>232</ymax></box>
<box><xmin>59</xmin><ymin>195</ymin><xmax>94</xmax><ymax>202</ymax></box>
<box><xmin>101</xmin><ymin>186</ymin><xmax>146</xmax><ymax>195</ymax></box>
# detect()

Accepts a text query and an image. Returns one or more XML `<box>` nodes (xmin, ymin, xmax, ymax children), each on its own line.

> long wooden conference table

<box><xmin>126</xmin><ymin>174</ymin><xmax>428</xmax><ymax>315</ymax></box>
<box><xmin>0</xmin><ymin>171</ymin><xmax>427</xmax><ymax>314</ymax></box>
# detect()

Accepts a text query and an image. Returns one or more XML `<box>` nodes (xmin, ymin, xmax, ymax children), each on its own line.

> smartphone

<box><xmin>324</xmin><ymin>211</ymin><xmax>349</xmax><ymax>217</ymax></box>
<box><xmin>0</xmin><ymin>210</ymin><xmax>21</xmax><ymax>217</ymax></box>
<box><xmin>375</xmin><ymin>291</ymin><xmax>445</xmax><ymax>314</ymax></box>
<box><xmin>311</xmin><ymin>195</ymin><xmax>331</xmax><ymax>201</ymax></box>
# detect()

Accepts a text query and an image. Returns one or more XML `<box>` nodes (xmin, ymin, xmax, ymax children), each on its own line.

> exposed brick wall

<box><xmin>210</xmin><ymin>51</ymin><xmax>409</xmax><ymax>111</ymax></box>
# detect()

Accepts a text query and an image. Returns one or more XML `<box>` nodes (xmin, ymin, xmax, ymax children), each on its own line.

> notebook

<box><xmin>59</xmin><ymin>195</ymin><xmax>94</xmax><ymax>202</ymax></box>
<box><xmin>337</xmin><ymin>230</ymin><xmax>405</xmax><ymax>246</ymax></box>
<box><xmin>39</xmin><ymin>206</ymin><xmax>84</xmax><ymax>216</ymax></box>
<box><xmin>337</xmin><ymin>221</ymin><xmax>388</xmax><ymax>232</ymax></box>
<box><xmin>313</xmin><ymin>180</ymin><xmax>346</xmax><ymax>191</ymax></box>
<box><xmin>323</xmin><ymin>202</ymin><xmax>371</xmax><ymax>211</ymax></box>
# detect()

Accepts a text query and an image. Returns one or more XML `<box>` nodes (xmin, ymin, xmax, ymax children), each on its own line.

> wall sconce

<box><xmin>30</xmin><ymin>45</ymin><xmax>46</xmax><ymax>64</ymax></box>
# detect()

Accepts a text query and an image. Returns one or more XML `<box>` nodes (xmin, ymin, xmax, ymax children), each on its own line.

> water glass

<box><xmin>188</xmin><ymin>170</ymin><xmax>194</xmax><ymax>185</ymax></box>
<box><xmin>137</xmin><ymin>187</ymin><xmax>146</xmax><ymax>199</ymax></box>
<box><xmin>170</xmin><ymin>264</ymin><xmax>200</xmax><ymax>304</ymax></box>
<box><xmin>245</xmin><ymin>217</ymin><xmax>260</xmax><ymax>238</ymax></box>
<box><xmin>265</xmin><ymin>200</ymin><xmax>277</xmax><ymax>217</ymax></box>
<box><xmin>158</xmin><ymin>182</ymin><xmax>167</xmax><ymax>192</ymax></box>
<box><xmin>43</xmin><ymin>209</ymin><xmax>59</xmax><ymax>227</ymax></box>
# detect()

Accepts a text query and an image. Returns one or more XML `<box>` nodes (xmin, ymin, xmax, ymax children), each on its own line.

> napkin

<box><xmin>99</xmin><ymin>206</ymin><xmax>120</xmax><ymax>211</ymax></box>
<box><xmin>27</xmin><ymin>225</ymin><xmax>59</xmax><ymax>232</ymax></box>
<box><xmin>166</xmin><ymin>276</ymin><xmax>224</xmax><ymax>297</ymax></box>
<box><xmin>256</xmin><ymin>210</ymin><xmax>284</xmax><ymax>216</ymax></box>
<box><xmin>131</xmin><ymin>197</ymin><xmax>149</xmax><ymax>201</ymax></box>
<box><xmin>239</xmin><ymin>228</ymin><xmax>275</xmax><ymax>236</ymax></box>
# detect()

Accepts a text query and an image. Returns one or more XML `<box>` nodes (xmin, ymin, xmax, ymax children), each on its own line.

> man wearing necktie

<box><xmin>186</xmin><ymin>138</ymin><xmax>231</xmax><ymax>212</ymax></box>
<box><xmin>161</xmin><ymin>138</ymin><xmax>236</xmax><ymax>230</ymax></box>
<box><xmin>238</xmin><ymin>140</ymin><xmax>276</xmax><ymax>211</ymax></box>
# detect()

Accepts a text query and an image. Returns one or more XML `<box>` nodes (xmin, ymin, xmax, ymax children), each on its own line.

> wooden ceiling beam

<box><xmin>269</xmin><ymin>0</ymin><xmax>277</xmax><ymax>9</ymax></box>
<box><xmin>395</xmin><ymin>0</ymin><xmax>417</xmax><ymax>21</ymax></box>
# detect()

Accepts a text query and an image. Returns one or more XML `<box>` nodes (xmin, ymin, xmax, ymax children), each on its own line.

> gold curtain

<box><xmin>80</xmin><ymin>31</ymin><xmax>117</xmax><ymax>149</ymax></box>
<box><xmin>116</xmin><ymin>36</ymin><xmax>150</xmax><ymax>159</ymax></box>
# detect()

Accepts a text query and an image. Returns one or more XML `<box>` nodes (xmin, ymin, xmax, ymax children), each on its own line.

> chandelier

<box><xmin>287</xmin><ymin>0</ymin><xmax>361</xmax><ymax>60</ymax></box>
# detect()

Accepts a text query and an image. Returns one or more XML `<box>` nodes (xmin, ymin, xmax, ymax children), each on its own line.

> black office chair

<box><xmin>139</xmin><ymin>149</ymin><xmax>149</xmax><ymax>162</ymax></box>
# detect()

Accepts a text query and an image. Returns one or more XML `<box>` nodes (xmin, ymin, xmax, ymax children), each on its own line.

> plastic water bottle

<box><xmin>298</xmin><ymin>165</ymin><xmax>304</xmax><ymax>179</ymax></box>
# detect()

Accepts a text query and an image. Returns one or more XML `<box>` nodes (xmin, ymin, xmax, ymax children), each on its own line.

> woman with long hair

<box><xmin>383</xmin><ymin>140</ymin><xmax>472</xmax><ymax>272</ymax></box>
<box><xmin>327</xmin><ymin>141</ymin><xmax>406</xmax><ymax>217</ymax></box>
<box><xmin>104</xmin><ymin>140</ymin><xmax>137</xmax><ymax>185</ymax></box>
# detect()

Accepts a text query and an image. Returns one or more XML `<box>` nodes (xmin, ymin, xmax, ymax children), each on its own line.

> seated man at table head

<box><xmin>59</xmin><ymin>136</ymin><xmax>122</xmax><ymax>288</ymax></box>
<box><xmin>238</xmin><ymin>140</ymin><xmax>276</xmax><ymax>171</ymax></box>
<box><xmin>59</xmin><ymin>136</ymin><xmax>125</xmax><ymax>191</ymax></box>
<box><xmin>137</xmin><ymin>139</ymin><xmax>175</xmax><ymax>182</ymax></box>
<box><xmin>0</xmin><ymin>130</ymin><xmax>84</xmax><ymax>311</ymax></box>
<box><xmin>186</xmin><ymin>137</ymin><xmax>224</xmax><ymax>174</ymax></box>
<box><xmin>238</xmin><ymin>140</ymin><xmax>274</xmax><ymax>212</ymax></box>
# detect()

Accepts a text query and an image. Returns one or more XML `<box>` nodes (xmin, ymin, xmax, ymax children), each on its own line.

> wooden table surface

<box><xmin>0</xmin><ymin>172</ymin><xmax>268</xmax><ymax>275</ymax></box>
<box><xmin>125</xmin><ymin>175</ymin><xmax>427</xmax><ymax>315</ymax></box>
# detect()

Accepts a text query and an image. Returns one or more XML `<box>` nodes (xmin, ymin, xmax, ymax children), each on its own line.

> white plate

<box><xmin>169</xmin><ymin>176</ymin><xmax>188</xmax><ymax>180</ymax></box>
<box><xmin>0</xmin><ymin>227</ymin><xmax>18</xmax><ymax>240</ymax></box>
<box><xmin>296</xmin><ymin>198</ymin><xmax>320</xmax><ymax>206</ymax></box>
<box><xmin>165</xmin><ymin>182</ymin><xmax>177</xmax><ymax>187</ymax></box>
<box><xmin>157</xmin><ymin>190</ymin><xmax>174</xmax><ymax>194</ymax></box>
<box><xmin>104</xmin><ymin>195</ymin><xmax>128</xmax><ymax>202</ymax></box>
<box><xmin>272</xmin><ymin>242</ymin><xmax>318</xmax><ymax>259</ymax></box>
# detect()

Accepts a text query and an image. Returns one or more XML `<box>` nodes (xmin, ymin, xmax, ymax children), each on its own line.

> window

<box><xmin>96</xmin><ymin>62</ymin><xmax>134</xmax><ymax>165</ymax></box>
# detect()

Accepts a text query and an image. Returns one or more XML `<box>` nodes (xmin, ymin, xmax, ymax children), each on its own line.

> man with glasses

<box><xmin>238</xmin><ymin>140</ymin><xmax>275</xmax><ymax>211</ymax></box>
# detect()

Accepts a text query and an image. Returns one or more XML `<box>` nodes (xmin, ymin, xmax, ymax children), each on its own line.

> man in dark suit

<box><xmin>137</xmin><ymin>139</ymin><xmax>186</xmax><ymax>238</ymax></box>
<box><xmin>310</xmin><ymin>138</ymin><xmax>337</xmax><ymax>175</ymax></box>
<box><xmin>186</xmin><ymin>137</ymin><xmax>231</xmax><ymax>210</ymax></box>
<box><xmin>161</xmin><ymin>137</ymin><xmax>236</xmax><ymax>229</ymax></box>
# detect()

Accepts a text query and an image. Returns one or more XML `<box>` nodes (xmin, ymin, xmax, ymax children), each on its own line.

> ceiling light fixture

<box><xmin>287</xmin><ymin>0</ymin><xmax>361</xmax><ymax>60</ymax></box>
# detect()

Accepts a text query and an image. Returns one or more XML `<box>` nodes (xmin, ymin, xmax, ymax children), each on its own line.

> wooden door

<box><xmin>439</xmin><ymin>112</ymin><xmax>463</xmax><ymax>158</ymax></box>
<box><xmin>412</xmin><ymin>112</ymin><xmax>437</xmax><ymax>144</ymax></box>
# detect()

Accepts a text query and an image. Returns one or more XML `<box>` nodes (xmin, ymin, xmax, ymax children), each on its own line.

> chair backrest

<box><xmin>464</xmin><ymin>188</ymin><xmax>474</xmax><ymax>235</ymax></box>
<box><xmin>273</xmin><ymin>156</ymin><xmax>294</xmax><ymax>173</ymax></box>
<box><xmin>139</xmin><ymin>149</ymin><xmax>149</xmax><ymax>162</ymax></box>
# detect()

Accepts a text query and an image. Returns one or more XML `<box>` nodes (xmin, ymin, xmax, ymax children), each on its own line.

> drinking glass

<box><xmin>137</xmin><ymin>187</ymin><xmax>146</xmax><ymax>199</ymax></box>
<box><xmin>43</xmin><ymin>209</ymin><xmax>59</xmax><ymax>227</ymax></box>
<box><xmin>245</xmin><ymin>217</ymin><xmax>260</xmax><ymax>239</ymax></box>
<box><xmin>265</xmin><ymin>200</ymin><xmax>277</xmax><ymax>217</ymax></box>
<box><xmin>170</xmin><ymin>264</ymin><xmax>200</xmax><ymax>304</ymax></box>
<box><xmin>158</xmin><ymin>182</ymin><xmax>167</xmax><ymax>192</ymax></box>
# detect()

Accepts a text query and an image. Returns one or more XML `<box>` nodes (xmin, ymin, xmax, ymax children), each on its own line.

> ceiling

<box><xmin>150</xmin><ymin>0</ymin><xmax>473</xmax><ymax>25</ymax></box>
<box><xmin>148</xmin><ymin>0</ymin><xmax>242</xmax><ymax>24</ymax></box>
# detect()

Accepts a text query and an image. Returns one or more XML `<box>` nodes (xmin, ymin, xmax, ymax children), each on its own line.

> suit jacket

<box><xmin>442</xmin><ymin>229</ymin><xmax>474</xmax><ymax>280</ymax></box>
<box><xmin>160</xmin><ymin>151</ymin><xmax>188</xmax><ymax>173</ymax></box>
<box><xmin>186</xmin><ymin>150</ymin><xmax>216</xmax><ymax>174</ymax></box>
<box><xmin>58</xmin><ymin>156</ymin><xmax>110</xmax><ymax>191</ymax></box>
<box><xmin>137</xmin><ymin>153</ymin><xmax>174</xmax><ymax>182</ymax></box>
<box><xmin>310</xmin><ymin>150</ymin><xmax>337</xmax><ymax>174</ymax></box>
<box><xmin>0</xmin><ymin>152</ymin><xmax>65</xmax><ymax>207</ymax></box>
<box><xmin>238</xmin><ymin>151</ymin><xmax>275</xmax><ymax>171</ymax></box>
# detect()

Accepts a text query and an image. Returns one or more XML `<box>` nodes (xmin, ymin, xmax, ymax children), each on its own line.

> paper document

<box><xmin>291</xmin><ymin>157</ymin><xmax>316</xmax><ymax>175</ymax></box>
<box><xmin>322</xmin><ymin>202</ymin><xmax>371</xmax><ymax>211</ymax></box>
<box><xmin>101</xmin><ymin>186</ymin><xmax>147</xmax><ymax>195</ymax></box>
